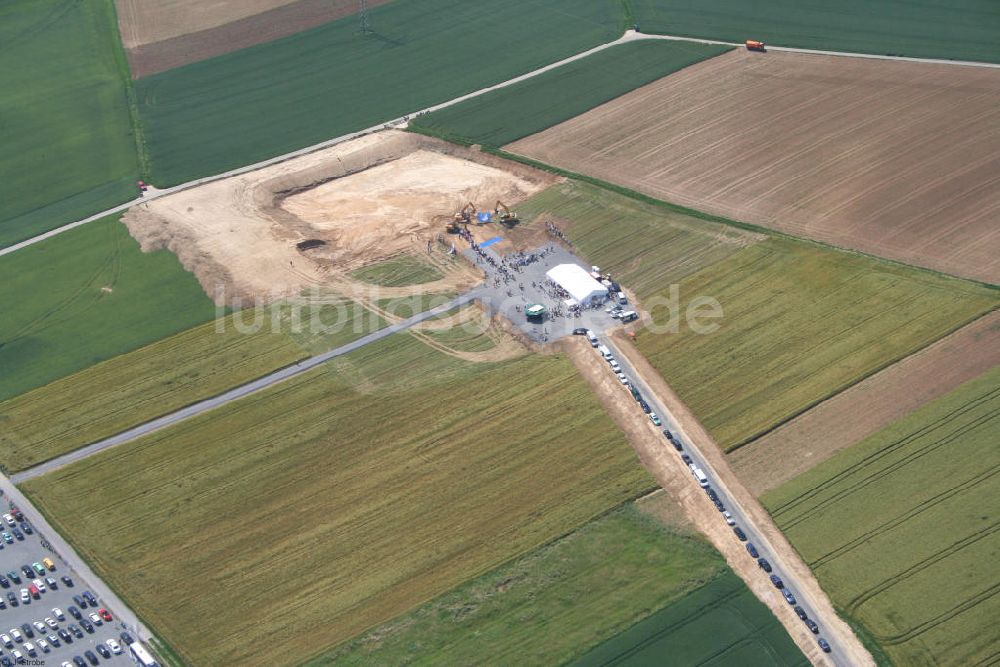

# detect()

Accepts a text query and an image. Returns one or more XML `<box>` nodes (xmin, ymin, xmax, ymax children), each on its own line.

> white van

<box><xmin>597</xmin><ymin>344</ymin><xmax>612</xmax><ymax>360</ymax></box>
<box><xmin>620</xmin><ymin>310</ymin><xmax>638</xmax><ymax>323</ymax></box>
<box><xmin>693</xmin><ymin>468</ymin><xmax>709</xmax><ymax>488</ymax></box>
<box><xmin>586</xmin><ymin>330</ymin><xmax>598</xmax><ymax>347</ymax></box>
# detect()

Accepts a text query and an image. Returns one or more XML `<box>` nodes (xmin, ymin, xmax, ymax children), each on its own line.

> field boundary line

<box><xmin>844</xmin><ymin>521</ymin><xmax>1000</xmax><ymax>613</ymax></box>
<box><xmin>874</xmin><ymin>581</ymin><xmax>1000</xmax><ymax>645</ymax></box>
<box><xmin>0</xmin><ymin>474</ymin><xmax>155</xmax><ymax>644</ymax></box>
<box><xmin>106</xmin><ymin>0</ymin><xmax>150</xmax><ymax>180</ymax></box>
<box><xmin>778</xmin><ymin>413</ymin><xmax>998</xmax><ymax>530</ymax></box>
<box><xmin>10</xmin><ymin>292</ymin><xmax>477</xmax><ymax>483</ymax></box>
<box><xmin>769</xmin><ymin>383</ymin><xmax>1000</xmax><ymax>515</ymax></box>
<box><xmin>718</xmin><ymin>303</ymin><xmax>1000</xmax><ymax>451</ymax></box>
<box><xmin>486</xmin><ymin>148</ymin><xmax>1000</xmax><ymax>291</ymax></box>
<box><xmin>298</xmin><ymin>491</ymin><xmax>664</xmax><ymax>665</ymax></box>
<box><xmin>637</xmin><ymin>32</ymin><xmax>1000</xmax><ymax>69</ymax></box>
<box><xmin>6</xmin><ymin>28</ymin><xmax>999</xmax><ymax>258</ymax></box>
<box><xmin>0</xmin><ymin>32</ymin><xmax>641</xmax><ymax>257</ymax></box>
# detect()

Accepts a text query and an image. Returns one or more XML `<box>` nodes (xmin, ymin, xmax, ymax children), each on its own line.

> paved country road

<box><xmin>12</xmin><ymin>291</ymin><xmax>478</xmax><ymax>483</ymax></box>
<box><xmin>2</xmin><ymin>32</ymin><xmax>997</xmax><ymax>258</ymax></box>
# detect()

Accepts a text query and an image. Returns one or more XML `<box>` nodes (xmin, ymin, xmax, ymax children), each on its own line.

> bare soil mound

<box><xmin>122</xmin><ymin>131</ymin><xmax>554</xmax><ymax>305</ymax></box>
<box><xmin>509</xmin><ymin>50</ymin><xmax>1000</xmax><ymax>284</ymax></box>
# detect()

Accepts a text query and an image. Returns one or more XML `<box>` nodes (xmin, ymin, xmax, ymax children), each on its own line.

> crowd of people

<box><xmin>545</xmin><ymin>220</ymin><xmax>572</xmax><ymax>246</ymax></box>
<box><xmin>434</xmin><ymin>224</ymin><xmax>616</xmax><ymax>336</ymax></box>
<box><xmin>469</xmin><ymin>241</ymin><xmax>558</xmax><ymax>291</ymax></box>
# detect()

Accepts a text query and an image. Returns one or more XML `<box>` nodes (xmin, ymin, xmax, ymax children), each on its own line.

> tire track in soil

<box><xmin>874</xmin><ymin>581</ymin><xmax>1000</xmax><ymax>645</ymax></box>
<box><xmin>768</xmin><ymin>386</ymin><xmax>1000</xmax><ymax>515</ymax></box>
<box><xmin>844</xmin><ymin>521</ymin><xmax>1000</xmax><ymax>614</ymax></box>
<box><xmin>808</xmin><ymin>467</ymin><xmax>1000</xmax><ymax>567</ymax></box>
<box><xmin>778</xmin><ymin>412</ymin><xmax>997</xmax><ymax>528</ymax></box>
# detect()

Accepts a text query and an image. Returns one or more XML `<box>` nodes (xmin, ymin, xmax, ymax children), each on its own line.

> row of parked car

<box><xmin>0</xmin><ymin>603</ymin><xmax>119</xmax><ymax>662</ymax></box>
<box><xmin>691</xmin><ymin>446</ymin><xmax>832</xmax><ymax>652</ymax></box>
<box><xmin>0</xmin><ymin>633</ymin><xmax>126</xmax><ymax>667</ymax></box>
<box><xmin>598</xmin><ymin>345</ymin><xmax>834</xmax><ymax>656</ymax></box>
<box><xmin>0</xmin><ymin>512</ymin><xmax>34</xmax><ymax>549</ymax></box>
<box><xmin>0</xmin><ymin>558</ymin><xmax>67</xmax><ymax>610</ymax></box>
<box><xmin>592</xmin><ymin>341</ymin><xmax>667</xmax><ymax>425</ymax></box>
<box><xmin>56</xmin><ymin>643</ymin><xmax>126</xmax><ymax>667</ymax></box>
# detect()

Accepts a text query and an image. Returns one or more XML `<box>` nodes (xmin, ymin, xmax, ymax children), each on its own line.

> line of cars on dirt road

<box><xmin>590</xmin><ymin>337</ymin><xmax>833</xmax><ymax>656</ymax></box>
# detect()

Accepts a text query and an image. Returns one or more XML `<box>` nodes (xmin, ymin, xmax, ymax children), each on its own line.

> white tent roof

<box><xmin>546</xmin><ymin>264</ymin><xmax>609</xmax><ymax>304</ymax></box>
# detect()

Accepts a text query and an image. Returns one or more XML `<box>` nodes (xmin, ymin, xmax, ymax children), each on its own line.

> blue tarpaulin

<box><xmin>479</xmin><ymin>236</ymin><xmax>502</xmax><ymax>248</ymax></box>
<box><xmin>477</xmin><ymin>212</ymin><xmax>493</xmax><ymax>223</ymax></box>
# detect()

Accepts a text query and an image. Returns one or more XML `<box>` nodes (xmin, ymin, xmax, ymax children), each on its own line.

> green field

<box><xmin>0</xmin><ymin>216</ymin><xmax>217</xmax><ymax>403</ymax></box>
<box><xmin>137</xmin><ymin>0</ymin><xmax>624</xmax><ymax>186</ymax></box>
<box><xmin>24</xmin><ymin>333</ymin><xmax>653</xmax><ymax>666</ymax></box>
<box><xmin>410</xmin><ymin>40</ymin><xmax>730</xmax><ymax>147</ymax></box>
<box><xmin>512</xmin><ymin>181</ymin><xmax>998</xmax><ymax>451</ymax></box>
<box><xmin>375</xmin><ymin>292</ymin><xmax>457</xmax><ymax>321</ymax></box>
<box><xmin>0</xmin><ymin>297</ymin><xmax>394</xmax><ymax>471</ymax></box>
<box><xmin>513</xmin><ymin>181</ymin><xmax>758</xmax><ymax>298</ymax></box>
<box><xmin>630</xmin><ymin>0</ymin><xmax>1000</xmax><ymax>63</ymax></box>
<box><xmin>322</xmin><ymin>500</ymin><xmax>725</xmax><ymax>665</ymax></box>
<box><xmin>763</xmin><ymin>367</ymin><xmax>1000</xmax><ymax>666</ymax></box>
<box><xmin>350</xmin><ymin>253</ymin><xmax>444</xmax><ymax>287</ymax></box>
<box><xmin>633</xmin><ymin>239</ymin><xmax>998</xmax><ymax>450</ymax></box>
<box><xmin>0</xmin><ymin>0</ymin><xmax>140</xmax><ymax>248</ymax></box>
<box><xmin>420</xmin><ymin>317</ymin><xmax>498</xmax><ymax>353</ymax></box>
<box><xmin>573</xmin><ymin>570</ymin><xmax>807</xmax><ymax>666</ymax></box>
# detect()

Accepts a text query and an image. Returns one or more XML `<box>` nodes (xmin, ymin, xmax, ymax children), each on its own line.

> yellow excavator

<box><xmin>446</xmin><ymin>202</ymin><xmax>476</xmax><ymax>233</ymax></box>
<box><xmin>494</xmin><ymin>200</ymin><xmax>518</xmax><ymax>226</ymax></box>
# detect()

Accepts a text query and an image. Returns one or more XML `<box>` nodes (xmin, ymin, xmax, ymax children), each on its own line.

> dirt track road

<box><xmin>567</xmin><ymin>333</ymin><xmax>874</xmax><ymax>667</ymax></box>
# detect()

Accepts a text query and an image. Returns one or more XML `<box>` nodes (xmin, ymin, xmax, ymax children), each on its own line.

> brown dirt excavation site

<box><xmin>124</xmin><ymin>131</ymin><xmax>553</xmax><ymax>304</ymax></box>
<box><xmin>4</xmin><ymin>3</ymin><xmax>1000</xmax><ymax>667</ymax></box>
<box><xmin>509</xmin><ymin>49</ymin><xmax>1000</xmax><ymax>284</ymax></box>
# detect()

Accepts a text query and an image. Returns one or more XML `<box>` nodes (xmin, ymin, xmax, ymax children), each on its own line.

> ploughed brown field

<box><xmin>508</xmin><ymin>49</ymin><xmax>1000</xmax><ymax>284</ymax></box>
<box><xmin>116</xmin><ymin>0</ymin><xmax>391</xmax><ymax>77</ymax></box>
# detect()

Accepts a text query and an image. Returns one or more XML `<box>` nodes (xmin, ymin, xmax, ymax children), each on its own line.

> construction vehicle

<box><xmin>745</xmin><ymin>40</ymin><xmax>765</xmax><ymax>52</ymax></box>
<box><xmin>446</xmin><ymin>202</ymin><xmax>476</xmax><ymax>233</ymax></box>
<box><xmin>494</xmin><ymin>200</ymin><xmax>518</xmax><ymax>226</ymax></box>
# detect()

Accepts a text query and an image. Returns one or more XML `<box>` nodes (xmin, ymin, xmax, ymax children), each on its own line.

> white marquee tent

<box><xmin>545</xmin><ymin>263</ymin><xmax>608</xmax><ymax>305</ymax></box>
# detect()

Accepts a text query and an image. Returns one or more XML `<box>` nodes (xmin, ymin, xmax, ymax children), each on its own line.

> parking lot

<box><xmin>0</xmin><ymin>496</ymin><xmax>132</xmax><ymax>667</ymax></box>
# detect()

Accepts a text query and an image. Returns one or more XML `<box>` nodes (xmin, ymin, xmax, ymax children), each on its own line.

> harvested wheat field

<box><xmin>116</xmin><ymin>0</ymin><xmax>390</xmax><ymax>77</ymax></box>
<box><xmin>509</xmin><ymin>49</ymin><xmax>1000</xmax><ymax>284</ymax></box>
<box><xmin>122</xmin><ymin>131</ymin><xmax>554</xmax><ymax>305</ymax></box>
<box><xmin>731</xmin><ymin>309</ymin><xmax>1000</xmax><ymax>497</ymax></box>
